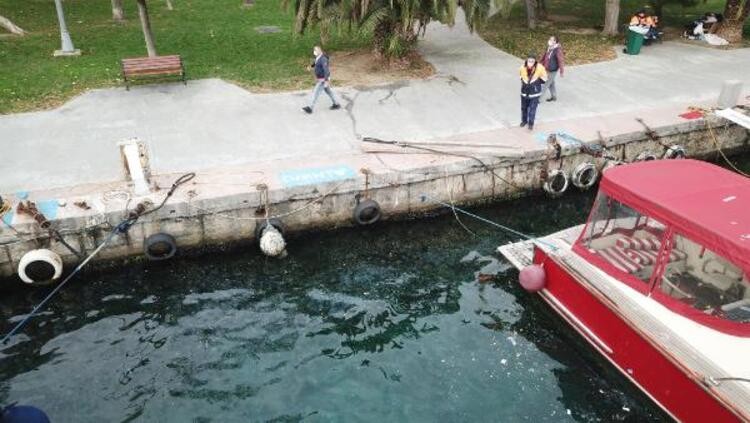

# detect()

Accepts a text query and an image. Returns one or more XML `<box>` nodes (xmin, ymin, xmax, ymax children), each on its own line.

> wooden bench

<box><xmin>120</xmin><ymin>55</ymin><xmax>186</xmax><ymax>90</ymax></box>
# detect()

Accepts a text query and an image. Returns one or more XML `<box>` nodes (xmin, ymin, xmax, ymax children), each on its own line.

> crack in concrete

<box><xmin>341</xmin><ymin>91</ymin><xmax>361</xmax><ymax>141</ymax></box>
<box><xmin>378</xmin><ymin>90</ymin><xmax>396</xmax><ymax>105</ymax></box>
<box><xmin>446</xmin><ymin>74</ymin><xmax>466</xmax><ymax>86</ymax></box>
<box><xmin>354</xmin><ymin>80</ymin><xmax>409</xmax><ymax>93</ymax></box>
<box><xmin>431</xmin><ymin>74</ymin><xmax>466</xmax><ymax>86</ymax></box>
<box><xmin>375</xmin><ymin>81</ymin><xmax>409</xmax><ymax>105</ymax></box>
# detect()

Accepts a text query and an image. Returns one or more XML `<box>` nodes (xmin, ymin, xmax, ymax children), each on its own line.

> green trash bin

<box><xmin>624</xmin><ymin>29</ymin><xmax>645</xmax><ymax>55</ymax></box>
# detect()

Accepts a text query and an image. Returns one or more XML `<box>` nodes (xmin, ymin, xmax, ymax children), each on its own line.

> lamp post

<box><xmin>53</xmin><ymin>0</ymin><xmax>81</xmax><ymax>56</ymax></box>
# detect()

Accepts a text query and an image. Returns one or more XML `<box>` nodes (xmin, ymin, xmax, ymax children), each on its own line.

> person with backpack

<box><xmin>519</xmin><ymin>53</ymin><xmax>547</xmax><ymax>131</ymax></box>
<box><xmin>302</xmin><ymin>45</ymin><xmax>341</xmax><ymax>114</ymax></box>
<box><xmin>539</xmin><ymin>35</ymin><xmax>564</xmax><ymax>102</ymax></box>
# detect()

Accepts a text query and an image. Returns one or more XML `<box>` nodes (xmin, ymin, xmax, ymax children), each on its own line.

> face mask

<box><xmin>548</xmin><ymin>40</ymin><xmax>554</xmax><ymax>46</ymax></box>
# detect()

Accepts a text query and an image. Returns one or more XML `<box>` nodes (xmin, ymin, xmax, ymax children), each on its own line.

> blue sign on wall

<box><xmin>1</xmin><ymin>197</ymin><xmax>58</xmax><ymax>226</ymax></box>
<box><xmin>279</xmin><ymin>165</ymin><xmax>357</xmax><ymax>188</ymax></box>
<box><xmin>534</xmin><ymin>130</ymin><xmax>583</xmax><ymax>146</ymax></box>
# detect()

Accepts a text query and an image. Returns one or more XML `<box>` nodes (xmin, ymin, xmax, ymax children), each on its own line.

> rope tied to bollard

<box><xmin>0</xmin><ymin>222</ymin><xmax>128</xmax><ymax>346</ymax></box>
<box><xmin>690</xmin><ymin>106</ymin><xmax>750</xmax><ymax>178</ymax></box>
<box><xmin>0</xmin><ymin>173</ymin><xmax>195</xmax><ymax>347</ymax></box>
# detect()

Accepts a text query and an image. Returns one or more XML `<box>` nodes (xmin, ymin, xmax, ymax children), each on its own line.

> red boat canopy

<box><xmin>600</xmin><ymin>160</ymin><xmax>750</xmax><ymax>273</ymax></box>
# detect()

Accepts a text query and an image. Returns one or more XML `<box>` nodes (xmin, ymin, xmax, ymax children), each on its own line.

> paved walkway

<box><xmin>1</xmin><ymin>14</ymin><xmax>749</xmax><ymax>193</ymax></box>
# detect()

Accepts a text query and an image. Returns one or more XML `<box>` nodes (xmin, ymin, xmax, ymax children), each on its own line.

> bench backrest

<box><xmin>122</xmin><ymin>55</ymin><xmax>182</xmax><ymax>72</ymax></box>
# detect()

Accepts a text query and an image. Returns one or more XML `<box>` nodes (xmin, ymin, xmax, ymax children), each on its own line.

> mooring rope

<box><xmin>187</xmin><ymin>181</ymin><xmax>347</xmax><ymax>221</ymax></box>
<box><xmin>362</xmin><ymin>137</ymin><xmax>521</xmax><ymax>189</ymax></box>
<box><xmin>420</xmin><ymin>193</ymin><xmax>559</xmax><ymax>251</ymax></box>
<box><xmin>704</xmin><ymin>113</ymin><xmax>750</xmax><ymax>178</ymax></box>
<box><xmin>0</xmin><ymin>221</ymin><xmax>130</xmax><ymax>345</ymax></box>
<box><xmin>0</xmin><ymin>173</ymin><xmax>195</xmax><ymax>346</ymax></box>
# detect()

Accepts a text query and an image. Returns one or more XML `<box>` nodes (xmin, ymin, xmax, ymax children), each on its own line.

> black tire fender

<box><xmin>143</xmin><ymin>233</ymin><xmax>178</xmax><ymax>261</ymax></box>
<box><xmin>353</xmin><ymin>199</ymin><xmax>382</xmax><ymax>226</ymax></box>
<box><xmin>664</xmin><ymin>145</ymin><xmax>687</xmax><ymax>159</ymax></box>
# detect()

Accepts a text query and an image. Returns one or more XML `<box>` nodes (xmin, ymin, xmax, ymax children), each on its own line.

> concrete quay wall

<box><xmin>0</xmin><ymin>117</ymin><xmax>747</xmax><ymax>283</ymax></box>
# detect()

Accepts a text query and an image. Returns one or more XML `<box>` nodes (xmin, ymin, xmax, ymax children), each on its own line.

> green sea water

<box><xmin>0</xmin><ymin>189</ymin><xmax>671</xmax><ymax>422</ymax></box>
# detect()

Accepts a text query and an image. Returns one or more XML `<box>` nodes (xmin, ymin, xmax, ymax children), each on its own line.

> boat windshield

<box><xmin>576</xmin><ymin>192</ymin><xmax>750</xmax><ymax>333</ymax></box>
<box><xmin>659</xmin><ymin>232</ymin><xmax>750</xmax><ymax>323</ymax></box>
<box><xmin>578</xmin><ymin>192</ymin><xmax>668</xmax><ymax>287</ymax></box>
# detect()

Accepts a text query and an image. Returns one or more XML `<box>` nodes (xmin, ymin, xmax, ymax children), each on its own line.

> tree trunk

<box><xmin>0</xmin><ymin>13</ymin><xmax>26</xmax><ymax>35</ymax></box>
<box><xmin>537</xmin><ymin>0</ymin><xmax>547</xmax><ymax>20</ymax></box>
<box><xmin>716</xmin><ymin>0</ymin><xmax>750</xmax><ymax>44</ymax></box>
<box><xmin>524</xmin><ymin>0</ymin><xmax>537</xmax><ymax>29</ymax></box>
<box><xmin>602</xmin><ymin>0</ymin><xmax>620</xmax><ymax>36</ymax></box>
<box><xmin>111</xmin><ymin>0</ymin><xmax>125</xmax><ymax>21</ymax></box>
<box><xmin>165</xmin><ymin>0</ymin><xmax>174</xmax><ymax>11</ymax></box>
<box><xmin>136</xmin><ymin>0</ymin><xmax>158</xmax><ymax>57</ymax></box>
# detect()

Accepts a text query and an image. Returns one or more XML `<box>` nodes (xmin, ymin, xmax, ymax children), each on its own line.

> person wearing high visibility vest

<box><xmin>629</xmin><ymin>9</ymin><xmax>649</xmax><ymax>27</ymax></box>
<box><xmin>519</xmin><ymin>53</ymin><xmax>547</xmax><ymax>131</ymax></box>
<box><xmin>644</xmin><ymin>14</ymin><xmax>661</xmax><ymax>43</ymax></box>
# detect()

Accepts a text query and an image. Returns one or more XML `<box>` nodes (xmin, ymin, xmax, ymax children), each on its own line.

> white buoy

<box><xmin>259</xmin><ymin>225</ymin><xmax>287</xmax><ymax>258</ymax></box>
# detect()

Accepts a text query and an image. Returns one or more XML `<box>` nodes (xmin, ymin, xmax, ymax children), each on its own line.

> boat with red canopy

<box><xmin>499</xmin><ymin>159</ymin><xmax>750</xmax><ymax>422</ymax></box>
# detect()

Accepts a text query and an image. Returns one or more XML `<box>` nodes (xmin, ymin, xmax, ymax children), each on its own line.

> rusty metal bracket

<box><xmin>17</xmin><ymin>201</ymin><xmax>83</xmax><ymax>258</ymax></box>
<box><xmin>635</xmin><ymin>118</ymin><xmax>670</xmax><ymax>152</ymax></box>
<box><xmin>360</xmin><ymin>168</ymin><xmax>371</xmax><ymax>200</ymax></box>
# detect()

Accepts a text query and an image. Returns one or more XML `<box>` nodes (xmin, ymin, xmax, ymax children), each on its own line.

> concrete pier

<box><xmin>1</xmin><ymin>102</ymin><xmax>747</xmax><ymax>282</ymax></box>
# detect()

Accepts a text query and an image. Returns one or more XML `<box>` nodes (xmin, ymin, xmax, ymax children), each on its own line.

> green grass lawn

<box><xmin>479</xmin><ymin>0</ymin><xmax>750</xmax><ymax>65</ymax></box>
<box><xmin>0</xmin><ymin>0</ymin><xmax>369</xmax><ymax>114</ymax></box>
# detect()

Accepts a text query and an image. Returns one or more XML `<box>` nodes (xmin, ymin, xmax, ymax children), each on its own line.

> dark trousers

<box><xmin>521</xmin><ymin>96</ymin><xmax>540</xmax><ymax>126</ymax></box>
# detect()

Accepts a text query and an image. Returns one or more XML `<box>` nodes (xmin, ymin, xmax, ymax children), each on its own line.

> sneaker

<box><xmin>330</xmin><ymin>104</ymin><xmax>341</xmax><ymax>110</ymax></box>
<box><xmin>528</xmin><ymin>125</ymin><xmax>534</xmax><ymax>131</ymax></box>
<box><xmin>520</xmin><ymin>121</ymin><xmax>528</xmax><ymax>128</ymax></box>
<box><xmin>546</xmin><ymin>97</ymin><xmax>556</xmax><ymax>102</ymax></box>
<box><xmin>302</xmin><ymin>106</ymin><xmax>313</xmax><ymax>114</ymax></box>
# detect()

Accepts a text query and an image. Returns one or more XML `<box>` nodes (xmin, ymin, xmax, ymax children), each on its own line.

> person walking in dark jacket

<box><xmin>519</xmin><ymin>53</ymin><xmax>547</xmax><ymax>131</ymax></box>
<box><xmin>539</xmin><ymin>36</ymin><xmax>564</xmax><ymax>102</ymax></box>
<box><xmin>302</xmin><ymin>45</ymin><xmax>340</xmax><ymax>114</ymax></box>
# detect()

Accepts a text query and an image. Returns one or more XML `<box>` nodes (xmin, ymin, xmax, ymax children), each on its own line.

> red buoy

<box><xmin>519</xmin><ymin>264</ymin><xmax>546</xmax><ymax>292</ymax></box>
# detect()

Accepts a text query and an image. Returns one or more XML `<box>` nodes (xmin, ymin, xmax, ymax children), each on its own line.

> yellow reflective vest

<box><xmin>519</xmin><ymin>64</ymin><xmax>548</xmax><ymax>98</ymax></box>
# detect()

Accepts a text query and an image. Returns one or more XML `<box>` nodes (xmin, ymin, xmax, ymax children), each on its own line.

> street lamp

<box><xmin>53</xmin><ymin>0</ymin><xmax>80</xmax><ymax>56</ymax></box>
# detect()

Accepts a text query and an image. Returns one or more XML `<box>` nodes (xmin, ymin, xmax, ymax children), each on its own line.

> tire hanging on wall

<box><xmin>634</xmin><ymin>151</ymin><xmax>658</xmax><ymax>162</ymax></box>
<box><xmin>543</xmin><ymin>169</ymin><xmax>569</xmax><ymax>197</ymax></box>
<box><xmin>571</xmin><ymin>162</ymin><xmax>599</xmax><ymax>190</ymax></box>
<box><xmin>353</xmin><ymin>199</ymin><xmax>382</xmax><ymax>226</ymax></box>
<box><xmin>143</xmin><ymin>233</ymin><xmax>178</xmax><ymax>261</ymax></box>
<box><xmin>18</xmin><ymin>249</ymin><xmax>63</xmax><ymax>285</ymax></box>
<box><xmin>602</xmin><ymin>159</ymin><xmax>624</xmax><ymax>173</ymax></box>
<box><xmin>664</xmin><ymin>145</ymin><xmax>687</xmax><ymax>159</ymax></box>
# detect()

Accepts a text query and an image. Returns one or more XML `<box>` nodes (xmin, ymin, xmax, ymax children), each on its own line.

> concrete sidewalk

<box><xmin>1</xmin><ymin>14</ymin><xmax>749</xmax><ymax>194</ymax></box>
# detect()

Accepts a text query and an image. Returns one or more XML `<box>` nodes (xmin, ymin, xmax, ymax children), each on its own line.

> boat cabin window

<box><xmin>659</xmin><ymin>233</ymin><xmax>749</xmax><ymax>323</ymax></box>
<box><xmin>578</xmin><ymin>193</ymin><xmax>668</xmax><ymax>285</ymax></box>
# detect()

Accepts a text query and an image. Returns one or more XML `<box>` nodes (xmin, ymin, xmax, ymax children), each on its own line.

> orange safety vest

<box><xmin>630</xmin><ymin>14</ymin><xmax>648</xmax><ymax>26</ymax></box>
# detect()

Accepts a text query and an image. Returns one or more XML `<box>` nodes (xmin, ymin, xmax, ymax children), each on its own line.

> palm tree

<box><xmin>284</xmin><ymin>0</ymin><xmax>491</xmax><ymax>57</ymax></box>
<box><xmin>717</xmin><ymin>0</ymin><xmax>750</xmax><ymax>44</ymax></box>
